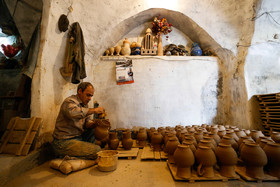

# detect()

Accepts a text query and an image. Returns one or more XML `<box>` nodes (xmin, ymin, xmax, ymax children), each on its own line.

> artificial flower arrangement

<box><xmin>152</xmin><ymin>16</ymin><xmax>172</xmax><ymax>39</ymax></box>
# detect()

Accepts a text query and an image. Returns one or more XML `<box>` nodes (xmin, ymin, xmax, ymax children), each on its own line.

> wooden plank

<box><xmin>154</xmin><ymin>151</ymin><xmax>161</xmax><ymax>160</ymax></box>
<box><xmin>6</xmin><ymin>117</ymin><xmax>17</xmax><ymax>129</ymax></box>
<box><xmin>13</xmin><ymin>117</ymin><xmax>36</xmax><ymax>131</ymax></box>
<box><xmin>1</xmin><ymin>144</ymin><xmax>30</xmax><ymax>155</ymax></box>
<box><xmin>167</xmin><ymin>162</ymin><xmax>239</xmax><ymax>182</ymax></box>
<box><xmin>235</xmin><ymin>165</ymin><xmax>280</xmax><ymax>182</ymax></box>
<box><xmin>160</xmin><ymin>151</ymin><xmax>168</xmax><ymax>160</ymax></box>
<box><xmin>141</xmin><ymin>146</ymin><xmax>155</xmax><ymax>160</ymax></box>
<box><xmin>117</xmin><ymin>147</ymin><xmax>139</xmax><ymax>159</ymax></box>
<box><xmin>0</xmin><ymin>117</ymin><xmax>19</xmax><ymax>153</ymax></box>
<box><xmin>16</xmin><ymin>117</ymin><xmax>36</xmax><ymax>155</ymax></box>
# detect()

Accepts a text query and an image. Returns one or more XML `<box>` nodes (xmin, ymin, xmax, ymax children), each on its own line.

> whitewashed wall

<box><xmin>31</xmin><ymin>0</ymin><xmax>280</xmax><ymax>144</ymax></box>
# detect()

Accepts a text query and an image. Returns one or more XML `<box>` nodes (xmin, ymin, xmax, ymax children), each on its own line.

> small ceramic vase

<box><xmin>115</xmin><ymin>46</ymin><xmax>121</xmax><ymax>56</ymax></box>
<box><xmin>215</xmin><ymin>143</ymin><xmax>238</xmax><ymax>178</ymax></box>
<box><xmin>263</xmin><ymin>142</ymin><xmax>280</xmax><ymax>178</ymax></box>
<box><xmin>173</xmin><ymin>145</ymin><xmax>195</xmax><ymax>179</ymax></box>
<box><xmin>121</xmin><ymin>38</ymin><xmax>131</xmax><ymax>56</ymax></box>
<box><xmin>240</xmin><ymin>143</ymin><xmax>267</xmax><ymax>179</ymax></box>
<box><xmin>108</xmin><ymin>131</ymin><xmax>119</xmax><ymax>150</ymax></box>
<box><xmin>122</xmin><ymin>131</ymin><xmax>133</xmax><ymax>150</ymax></box>
<box><xmin>109</xmin><ymin>47</ymin><xmax>115</xmax><ymax>56</ymax></box>
<box><xmin>195</xmin><ymin>145</ymin><xmax>217</xmax><ymax>178</ymax></box>
<box><xmin>190</xmin><ymin>42</ymin><xmax>202</xmax><ymax>56</ymax></box>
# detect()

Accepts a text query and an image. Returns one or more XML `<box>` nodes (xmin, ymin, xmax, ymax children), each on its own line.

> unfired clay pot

<box><xmin>94</xmin><ymin>119</ymin><xmax>110</xmax><ymax>141</ymax></box>
<box><xmin>182</xmin><ymin>140</ymin><xmax>196</xmax><ymax>153</ymax></box>
<box><xmin>215</xmin><ymin>143</ymin><xmax>238</xmax><ymax>178</ymax></box>
<box><xmin>225</xmin><ymin>131</ymin><xmax>239</xmax><ymax>142</ymax></box>
<box><xmin>249</xmin><ymin>130</ymin><xmax>264</xmax><ymax>142</ymax></box>
<box><xmin>122</xmin><ymin>131</ymin><xmax>133</xmax><ymax>150</ymax></box>
<box><xmin>198</xmin><ymin>139</ymin><xmax>215</xmax><ymax>151</ymax></box>
<box><xmin>234</xmin><ymin>129</ymin><xmax>247</xmax><ymax>138</ymax></box>
<box><xmin>220</xmin><ymin>135</ymin><xmax>238</xmax><ymax>152</ymax></box>
<box><xmin>259</xmin><ymin>139</ymin><xmax>274</xmax><ymax>149</ymax></box>
<box><xmin>151</xmin><ymin>132</ymin><xmax>163</xmax><ymax>151</ymax></box>
<box><xmin>203</xmin><ymin>136</ymin><xmax>217</xmax><ymax>148</ymax></box>
<box><xmin>263</xmin><ymin>142</ymin><xmax>280</xmax><ymax>178</ymax></box>
<box><xmin>270</xmin><ymin>132</ymin><xmax>280</xmax><ymax>143</ymax></box>
<box><xmin>173</xmin><ymin>145</ymin><xmax>195</xmax><ymax>179</ymax></box>
<box><xmin>217</xmin><ymin>130</ymin><xmax>226</xmax><ymax>138</ymax></box>
<box><xmin>194</xmin><ymin>132</ymin><xmax>204</xmax><ymax>143</ymax></box>
<box><xmin>256</xmin><ymin>136</ymin><xmax>273</xmax><ymax>144</ymax></box>
<box><xmin>108</xmin><ymin>131</ymin><xmax>119</xmax><ymax>150</ymax></box>
<box><xmin>239</xmin><ymin>139</ymin><xmax>255</xmax><ymax>153</ymax></box>
<box><xmin>137</xmin><ymin>128</ymin><xmax>147</xmax><ymax>146</ymax></box>
<box><xmin>237</xmin><ymin>136</ymin><xmax>254</xmax><ymax>148</ymax></box>
<box><xmin>184</xmin><ymin>136</ymin><xmax>197</xmax><ymax>148</ymax></box>
<box><xmin>166</xmin><ymin>137</ymin><xmax>180</xmax><ymax>163</ymax></box>
<box><xmin>240</xmin><ymin>143</ymin><xmax>267</xmax><ymax>179</ymax></box>
<box><xmin>208</xmin><ymin>132</ymin><xmax>221</xmax><ymax>145</ymax></box>
<box><xmin>195</xmin><ymin>145</ymin><xmax>217</xmax><ymax>178</ymax></box>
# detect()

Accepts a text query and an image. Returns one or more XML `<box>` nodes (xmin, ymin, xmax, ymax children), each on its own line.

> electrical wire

<box><xmin>252</xmin><ymin>11</ymin><xmax>280</xmax><ymax>25</ymax></box>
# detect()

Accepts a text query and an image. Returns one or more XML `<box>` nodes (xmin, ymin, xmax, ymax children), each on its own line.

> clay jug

<box><xmin>240</xmin><ymin>143</ymin><xmax>267</xmax><ymax>179</ymax></box>
<box><xmin>184</xmin><ymin>136</ymin><xmax>197</xmax><ymax>148</ymax></box>
<box><xmin>215</xmin><ymin>143</ymin><xmax>238</xmax><ymax>178</ymax></box>
<box><xmin>122</xmin><ymin>131</ymin><xmax>133</xmax><ymax>150</ymax></box>
<box><xmin>263</xmin><ymin>142</ymin><xmax>280</xmax><ymax>178</ymax></box>
<box><xmin>237</xmin><ymin>136</ymin><xmax>254</xmax><ymax>148</ymax></box>
<box><xmin>182</xmin><ymin>140</ymin><xmax>196</xmax><ymax>153</ymax></box>
<box><xmin>220</xmin><ymin>135</ymin><xmax>238</xmax><ymax>152</ymax></box>
<box><xmin>198</xmin><ymin>139</ymin><xmax>215</xmax><ymax>151</ymax></box>
<box><xmin>225</xmin><ymin>131</ymin><xmax>239</xmax><ymax>142</ymax></box>
<box><xmin>165</xmin><ymin>137</ymin><xmax>180</xmax><ymax>163</ymax></box>
<box><xmin>151</xmin><ymin>132</ymin><xmax>163</xmax><ymax>151</ymax></box>
<box><xmin>115</xmin><ymin>45</ymin><xmax>121</xmax><ymax>56</ymax></box>
<box><xmin>203</xmin><ymin>136</ymin><xmax>217</xmax><ymax>148</ymax></box>
<box><xmin>195</xmin><ymin>145</ymin><xmax>217</xmax><ymax>178</ymax></box>
<box><xmin>147</xmin><ymin>127</ymin><xmax>156</xmax><ymax>141</ymax></box>
<box><xmin>173</xmin><ymin>145</ymin><xmax>195</xmax><ymax>179</ymax></box>
<box><xmin>121</xmin><ymin>38</ymin><xmax>131</xmax><ymax>56</ymax></box>
<box><xmin>249</xmin><ymin>130</ymin><xmax>264</xmax><ymax>142</ymax></box>
<box><xmin>108</xmin><ymin>131</ymin><xmax>119</xmax><ymax>150</ymax></box>
<box><xmin>256</xmin><ymin>136</ymin><xmax>273</xmax><ymax>144</ymax></box>
<box><xmin>137</xmin><ymin>128</ymin><xmax>147</xmax><ymax>146</ymax></box>
<box><xmin>94</xmin><ymin>119</ymin><xmax>110</xmax><ymax>141</ymax></box>
<box><xmin>217</xmin><ymin>130</ymin><xmax>226</xmax><ymax>138</ymax></box>
<box><xmin>208</xmin><ymin>132</ymin><xmax>221</xmax><ymax>145</ymax></box>
<box><xmin>194</xmin><ymin>132</ymin><xmax>204</xmax><ymax>143</ymax></box>
<box><xmin>234</xmin><ymin>129</ymin><xmax>247</xmax><ymax>138</ymax></box>
<box><xmin>270</xmin><ymin>131</ymin><xmax>280</xmax><ymax>143</ymax></box>
<box><xmin>239</xmin><ymin>139</ymin><xmax>255</xmax><ymax>153</ymax></box>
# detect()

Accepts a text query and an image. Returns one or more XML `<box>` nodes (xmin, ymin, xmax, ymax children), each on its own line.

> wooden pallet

<box><xmin>167</xmin><ymin>162</ymin><xmax>240</xmax><ymax>182</ymax></box>
<box><xmin>0</xmin><ymin>117</ymin><xmax>42</xmax><ymax>156</ymax></box>
<box><xmin>117</xmin><ymin>147</ymin><xmax>139</xmax><ymax>159</ymax></box>
<box><xmin>235</xmin><ymin>165</ymin><xmax>280</xmax><ymax>182</ymax></box>
<box><xmin>118</xmin><ymin>140</ymin><xmax>146</xmax><ymax>149</ymax></box>
<box><xmin>140</xmin><ymin>146</ymin><xmax>168</xmax><ymax>160</ymax></box>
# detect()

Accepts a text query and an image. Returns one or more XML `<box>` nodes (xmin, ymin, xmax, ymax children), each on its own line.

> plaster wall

<box><xmin>31</xmin><ymin>0</ymin><xmax>278</xmax><ymax>144</ymax></box>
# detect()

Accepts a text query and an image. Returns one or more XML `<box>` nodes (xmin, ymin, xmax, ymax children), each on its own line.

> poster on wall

<box><xmin>116</xmin><ymin>59</ymin><xmax>134</xmax><ymax>85</ymax></box>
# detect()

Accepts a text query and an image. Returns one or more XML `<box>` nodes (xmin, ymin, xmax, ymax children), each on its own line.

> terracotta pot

<box><xmin>218</xmin><ymin>125</ymin><xmax>226</xmax><ymax>131</ymax></box>
<box><xmin>184</xmin><ymin>136</ymin><xmax>197</xmax><ymax>148</ymax></box>
<box><xmin>108</xmin><ymin>131</ymin><xmax>119</xmax><ymax>150</ymax></box>
<box><xmin>215</xmin><ymin>143</ymin><xmax>238</xmax><ymax>178</ymax></box>
<box><xmin>217</xmin><ymin>130</ymin><xmax>226</xmax><ymax>138</ymax></box>
<box><xmin>237</xmin><ymin>136</ymin><xmax>254</xmax><ymax>148</ymax></box>
<box><xmin>122</xmin><ymin>131</ymin><xmax>133</xmax><ymax>150</ymax></box>
<box><xmin>270</xmin><ymin>132</ymin><xmax>280</xmax><ymax>143</ymax></box>
<box><xmin>243</xmin><ymin>129</ymin><xmax>251</xmax><ymax>136</ymax></box>
<box><xmin>173</xmin><ymin>145</ymin><xmax>195</xmax><ymax>179</ymax></box>
<box><xmin>151</xmin><ymin>132</ymin><xmax>163</xmax><ymax>151</ymax></box>
<box><xmin>259</xmin><ymin>139</ymin><xmax>274</xmax><ymax>149</ymax></box>
<box><xmin>198</xmin><ymin>139</ymin><xmax>215</xmax><ymax>151</ymax></box>
<box><xmin>225</xmin><ymin>131</ymin><xmax>239</xmax><ymax>142</ymax></box>
<box><xmin>195</xmin><ymin>145</ymin><xmax>217</xmax><ymax>178</ymax></box>
<box><xmin>203</xmin><ymin>136</ymin><xmax>217</xmax><ymax>148</ymax></box>
<box><xmin>194</xmin><ymin>132</ymin><xmax>204</xmax><ymax>143</ymax></box>
<box><xmin>94</xmin><ymin>119</ymin><xmax>110</xmax><ymax>140</ymax></box>
<box><xmin>263</xmin><ymin>142</ymin><xmax>280</xmax><ymax>178</ymax></box>
<box><xmin>114</xmin><ymin>45</ymin><xmax>121</xmax><ymax>56</ymax></box>
<box><xmin>234</xmin><ymin>130</ymin><xmax>247</xmax><ymax>138</ymax></box>
<box><xmin>109</xmin><ymin>47</ymin><xmax>115</xmax><ymax>56</ymax></box>
<box><xmin>165</xmin><ymin>137</ymin><xmax>180</xmax><ymax>163</ymax></box>
<box><xmin>208</xmin><ymin>132</ymin><xmax>221</xmax><ymax>145</ymax></box>
<box><xmin>182</xmin><ymin>140</ymin><xmax>196</xmax><ymax>153</ymax></box>
<box><xmin>249</xmin><ymin>130</ymin><xmax>264</xmax><ymax>142</ymax></box>
<box><xmin>240</xmin><ymin>143</ymin><xmax>267</xmax><ymax>179</ymax></box>
<box><xmin>137</xmin><ymin>128</ymin><xmax>147</xmax><ymax>146</ymax></box>
<box><xmin>220</xmin><ymin>135</ymin><xmax>238</xmax><ymax>152</ymax></box>
<box><xmin>256</xmin><ymin>136</ymin><xmax>273</xmax><ymax>144</ymax></box>
<box><xmin>210</xmin><ymin>127</ymin><xmax>219</xmax><ymax>134</ymax></box>
<box><xmin>239</xmin><ymin>139</ymin><xmax>255</xmax><ymax>153</ymax></box>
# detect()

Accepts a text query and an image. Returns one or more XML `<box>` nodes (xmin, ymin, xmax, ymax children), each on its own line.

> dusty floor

<box><xmin>4</xmin><ymin>149</ymin><xmax>280</xmax><ymax>187</ymax></box>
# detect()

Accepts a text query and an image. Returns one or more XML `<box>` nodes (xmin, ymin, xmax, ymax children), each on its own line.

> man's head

<box><xmin>77</xmin><ymin>82</ymin><xmax>94</xmax><ymax>105</ymax></box>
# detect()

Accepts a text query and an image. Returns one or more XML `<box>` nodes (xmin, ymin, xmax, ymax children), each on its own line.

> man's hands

<box><xmin>87</xmin><ymin>107</ymin><xmax>105</xmax><ymax>115</ymax></box>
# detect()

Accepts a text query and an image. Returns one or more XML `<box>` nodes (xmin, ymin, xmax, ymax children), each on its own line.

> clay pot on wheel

<box><xmin>94</xmin><ymin>119</ymin><xmax>110</xmax><ymax>141</ymax></box>
<box><xmin>173</xmin><ymin>145</ymin><xmax>195</xmax><ymax>179</ymax></box>
<box><xmin>215</xmin><ymin>143</ymin><xmax>238</xmax><ymax>178</ymax></box>
<box><xmin>122</xmin><ymin>131</ymin><xmax>133</xmax><ymax>150</ymax></box>
<box><xmin>240</xmin><ymin>143</ymin><xmax>267</xmax><ymax>179</ymax></box>
<box><xmin>195</xmin><ymin>145</ymin><xmax>217</xmax><ymax>178</ymax></box>
<box><xmin>263</xmin><ymin>142</ymin><xmax>280</xmax><ymax>178</ymax></box>
<box><xmin>108</xmin><ymin>131</ymin><xmax>119</xmax><ymax>150</ymax></box>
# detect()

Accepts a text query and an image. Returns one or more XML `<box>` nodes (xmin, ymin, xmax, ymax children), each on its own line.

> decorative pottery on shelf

<box><xmin>190</xmin><ymin>42</ymin><xmax>202</xmax><ymax>56</ymax></box>
<box><xmin>173</xmin><ymin>145</ymin><xmax>195</xmax><ymax>179</ymax></box>
<box><xmin>195</xmin><ymin>145</ymin><xmax>217</xmax><ymax>178</ymax></box>
<box><xmin>109</xmin><ymin>47</ymin><xmax>115</xmax><ymax>56</ymax></box>
<box><xmin>157</xmin><ymin>34</ymin><xmax>163</xmax><ymax>56</ymax></box>
<box><xmin>240</xmin><ymin>143</ymin><xmax>267</xmax><ymax>179</ymax></box>
<box><xmin>215</xmin><ymin>143</ymin><xmax>238</xmax><ymax>178</ymax></box>
<box><xmin>263</xmin><ymin>142</ymin><xmax>280</xmax><ymax>178</ymax></box>
<box><xmin>121</xmin><ymin>38</ymin><xmax>131</xmax><ymax>56</ymax></box>
<box><xmin>115</xmin><ymin>45</ymin><xmax>121</xmax><ymax>56</ymax></box>
<box><xmin>122</xmin><ymin>131</ymin><xmax>133</xmax><ymax>150</ymax></box>
<box><xmin>108</xmin><ymin>131</ymin><xmax>119</xmax><ymax>150</ymax></box>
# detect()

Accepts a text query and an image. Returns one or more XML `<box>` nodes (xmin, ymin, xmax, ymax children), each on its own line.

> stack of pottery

<box><xmin>173</xmin><ymin>145</ymin><xmax>195</xmax><ymax>178</ymax></box>
<box><xmin>240</xmin><ymin>143</ymin><xmax>267</xmax><ymax>179</ymax></box>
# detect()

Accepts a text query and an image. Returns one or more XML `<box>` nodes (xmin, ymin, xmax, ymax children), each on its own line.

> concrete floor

<box><xmin>4</xmin><ymin>149</ymin><xmax>280</xmax><ymax>187</ymax></box>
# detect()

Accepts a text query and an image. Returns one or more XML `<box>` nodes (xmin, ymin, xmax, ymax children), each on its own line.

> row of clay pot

<box><xmin>108</xmin><ymin>130</ymin><xmax>133</xmax><ymax>150</ymax></box>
